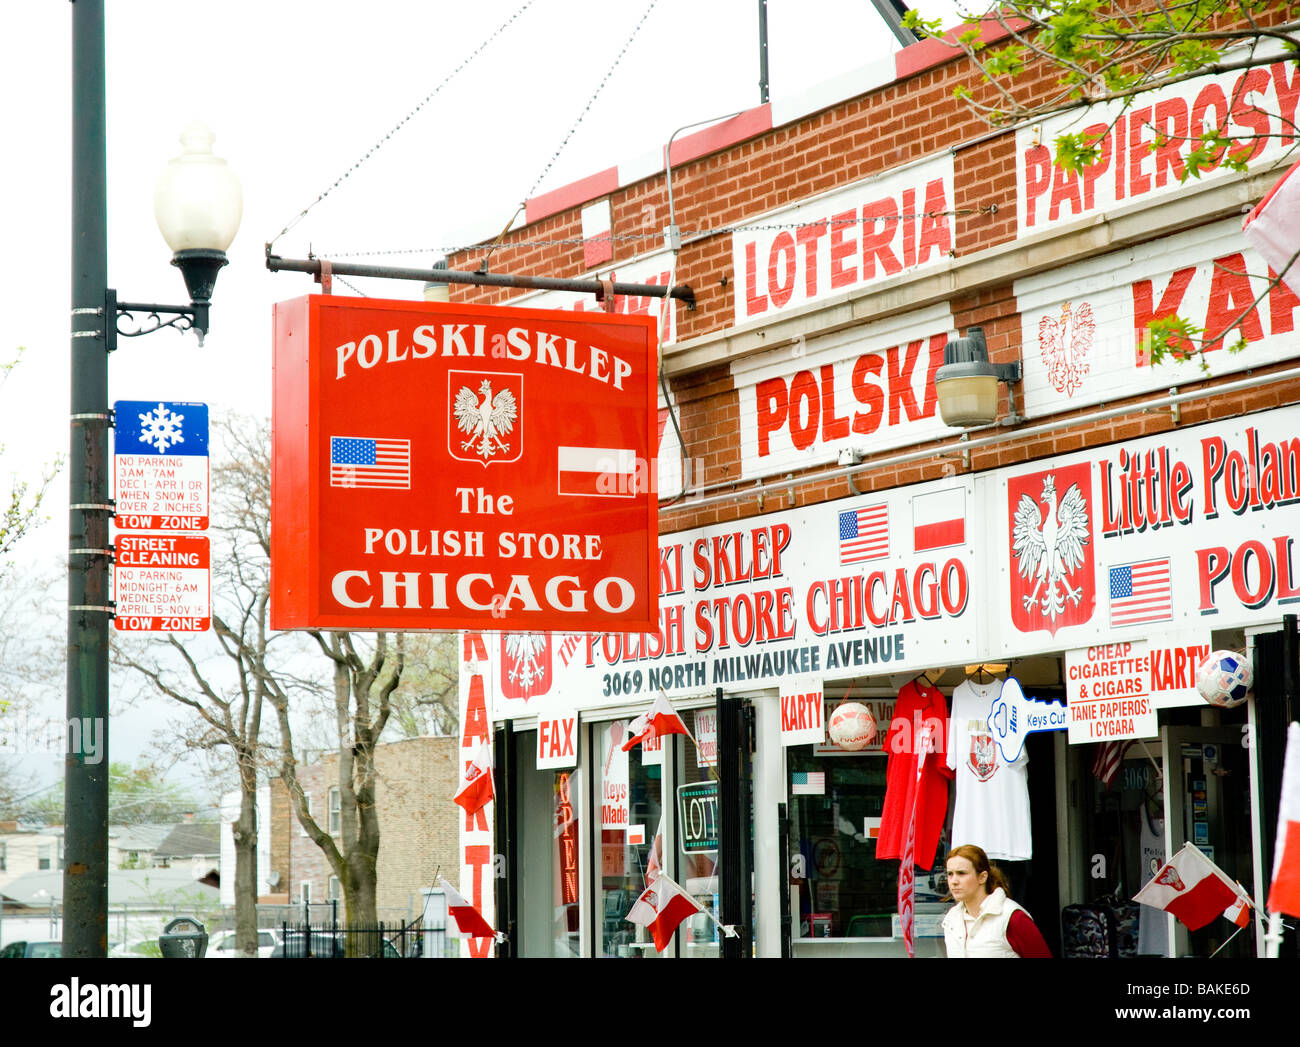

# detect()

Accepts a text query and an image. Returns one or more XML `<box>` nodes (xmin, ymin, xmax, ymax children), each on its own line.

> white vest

<box><xmin>942</xmin><ymin>888</ymin><xmax>1025</xmax><ymax>958</ymax></box>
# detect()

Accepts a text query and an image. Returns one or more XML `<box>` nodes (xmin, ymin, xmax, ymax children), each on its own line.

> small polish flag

<box><xmin>453</xmin><ymin>741</ymin><xmax>494</xmax><ymax>815</ymax></box>
<box><xmin>438</xmin><ymin>877</ymin><xmax>495</xmax><ymax>939</ymax></box>
<box><xmin>623</xmin><ymin>692</ymin><xmax>691</xmax><ymax>751</ymax></box>
<box><xmin>1242</xmin><ymin>157</ymin><xmax>1300</xmax><ymax>297</ymax></box>
<box><xmin>1267</xmin><ymin>722</ymin><xmax>1300</xmax><ymax>917</ymax></box>
<box><xmin>912</xmin><ymin>487</ymin><xmax>966</xmax><ymax>552</ymax></box>
<box><xmin>1134</xmin><ymin>842</ymin><xmax>1246</xmax><ymax>931</ymax></box>
<box><xmin>625</xmin><ymin>874</ymin><xmax>704</xmax><ymax>952</ymax></box>
<box><xmin>558</xmin><ymin>446</ymin><xmax>639</xmax><ymax>498</ymax></box>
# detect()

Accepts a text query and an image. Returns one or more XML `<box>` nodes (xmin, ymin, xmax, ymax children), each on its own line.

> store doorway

<box><xmin>1161</xmin><ymin>725</ymin><xmax>1255</xmax><ymax>959</ymax></box>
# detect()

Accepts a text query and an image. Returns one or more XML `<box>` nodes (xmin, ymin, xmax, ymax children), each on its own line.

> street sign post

<box><xmin>270</xmin><ymin>296</ymin><xmax>659</xmax><ymax>632</ymax></box>
<box><xmin>112</xmin><ymin>400</ymin><xmax>209</xmax><ymax>531</ymax></box>
<box><xmin>113</xmin><ymin>534</ymin><xmax>211</xmax><ymax>632</ymax></box>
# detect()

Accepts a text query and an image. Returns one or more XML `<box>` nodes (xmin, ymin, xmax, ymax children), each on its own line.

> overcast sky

<box><xmin>0</xmin><ymin>0</ymin><xmax>959</xmax><ymax>789</ymax></box>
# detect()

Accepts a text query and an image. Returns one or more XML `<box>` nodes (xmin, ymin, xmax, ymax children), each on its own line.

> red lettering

<box><xmin>1273</xmin><ymin>60</ymin><xmax>1300</xmax><ymax>144</ymax></box>
<box><xmin>1079</xmin><ymin>122</ymin><xmax>1112</xmax><ymax>210</ymax></box>
<box><xmin>901</xmin><ymin>187</ymin><xmax>917</xmax><ymax>269</ymax></box>
<box><xmin>1023</xmin><ymin>145</ymin><xmax>1052</xmax><ymax>227</ymax></box>
<box><xmin>1196</xmin><ymin>545</ymin><xmax>1231</xmax><ymax>613</ymax></box>
<box><xmin>462</xmin><ymin>676</ymin><xmax>489</xmax><ymax>747</ymax></box>
<box><xmin>917</xmin><ymin>178</ymin><xmax>952</xmax><ymax>262</ymax></box>
<box><xmin>829</xmin><ymin>209</ymin><xmax>858</xmax><ymax>288</ymax></box>
<box><xmin>1132</xmin><ymin>266</ymin><xmax>1196</xmax><ymax>363</ymax></box>
<box><xmin>1191</xmin><ymin>83</ymin><xmax>1230</xmax><ymax>171</ymax></box>
<box><xmin>1049</xmin><ymin>162</ymin><xmax>1083</xmax><ymax>221</ymax></box>
<box><xmin>1128</xmin><ymin>106</ymin><xmax>1154</xmax><ymax>196</ymax></box>
<box><xmin>1269</xmin><ymin>267</ymin><xmax>1300</xmax><ymax>333</ymax></box>
<box><xmin>1204</xmin><ymin>252</ymin><xmax>1263</xmax><ymax>348</ymax></box>
<box><xmin>755</xmin><ymin>376</ymin><xmax>788</xmax><ymax>457</ymax></box>
<box><xmin>796</xmin><ymin>220</ymin><xmax>828</xmax><ymax>297</ymax></box>
<box><xmin>1153</xmin><ymin>96</ymin><xmax>1189</xmax><ymax>187</ymax></box>
<box><xmin>464</xmin><ymin>844</ymin><xmax>493</xmax><ymax>958</ymax></box>
<box><xmin>788</xmin><ymin>371</ymin><xmax>819</xmax><ymax>449</ymax></box>
<box><xmin>1229</xmin><ymin>68</ymin><xmax>1272</xmax><ymax>165</ymax></box>
<box><xmin>851</xmin><ymin>353</ymin><xmax>886</xmax><ymax>434</ymax></box>
<box><xmin>744</xmin><ymin>241</ymin><xmax>768</xmax><ymax>316</ymax></box>
<box><xmin>768</xmin><ymin>232</ymin><xmax>797</xmax><ymax>308</ymax></box>
<box><xmin>887</xmin><ymin>339</ymin><xmax>926</xmax><ymax>425</ymax></box>
<box><xmin>820</xmin><ymin>364</ymin><xmax>850</xmax><ymax>440</ymax></box>
<box><xmin>861</xmin><ymin>197</ymin><xmax>902</xmax><ymax>278</ymax></box>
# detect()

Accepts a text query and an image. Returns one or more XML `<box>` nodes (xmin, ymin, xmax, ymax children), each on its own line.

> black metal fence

<box><xmin>274</xmin><ymin>919</ymin><xmax>454</xmax><ymax>958</ymax></box>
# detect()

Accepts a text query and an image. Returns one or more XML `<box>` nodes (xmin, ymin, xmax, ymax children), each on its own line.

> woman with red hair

<box><xmin>942</xmin><ymin>844</ymin><xmax>1052</xmax><ymax>958</ymax></box>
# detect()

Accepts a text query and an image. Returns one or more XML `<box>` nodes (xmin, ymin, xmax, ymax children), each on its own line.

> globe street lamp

<box><xmin>65</xmin><ymin>0</ymin><xmax>241</xmax><ymax>958</ymax></box>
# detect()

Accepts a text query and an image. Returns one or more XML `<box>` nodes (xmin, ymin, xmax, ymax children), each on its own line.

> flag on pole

<box><xmin>1134</xmin><ymin>842</ymin><xmax>1249</xmax><ymax>931</ymax></box>
<box><xmin>438</xmin><ymin>877</ymin><xmax>495</xmax><ymax>938</ymax></box>
<box><xmin>1242</xmin><ymin>156</ymin><xmax>1300</xmax><ymax>297</ymax></box>
<box><xmin>622</xmin><ymin>692</ymin><xmax>691</xmax><ymax>751</ymax></box>
<box><xmin>1268</xmin><ymin>722</ymin><xmax>1300</xmax><ymax>917</ymax></box>
<box><xmin>625</xmin><ymin>874</ymin><xmax>704</xmax><ymax>952</ymax></box>
<box><xmin>1091</xmin><ymin>739</ymin><xmax>1134</xmax><ymax>789</ymax></box>
<box><xmin>453</xmin><ymin>741</ymin><xmax>494</xmax><ymax>815</ymax></box>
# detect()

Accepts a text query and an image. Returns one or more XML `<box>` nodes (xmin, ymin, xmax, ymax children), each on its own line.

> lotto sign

<box><xmin>1064</xmin><ymin>642</ymin><xmax>1158</xmax><ymax>743</ymax></box>
<box><xmin>271</xmin><ymin>296</ymin><xmax>659</xmax><ymax>632</ymax></box>
<box><xmin>113</xmin><ymin>535</ymin><xmax>210</xmax><ymax>632</ymax></box>
<box><xmin>113</xmin><ymin>400</ymin><xmax>209</xmax><ymax>531</ymax></box>
<box><xmin>780</xmin><ymin>676</ymin><xmax>826</xmax><ymax>746</ymax></box>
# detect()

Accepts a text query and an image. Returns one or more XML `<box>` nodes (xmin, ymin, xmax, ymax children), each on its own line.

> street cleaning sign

<box><xmin>270</xmin><ymin>296</ymin><xmax>659</xmax><ymax>632</ymax></box>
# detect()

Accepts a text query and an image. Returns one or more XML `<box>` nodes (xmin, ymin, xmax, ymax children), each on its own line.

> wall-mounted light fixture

<box><xmin>934</xmin><ymin>326</ymin><xmax>1022</xmax><ymax>428</ymax></box>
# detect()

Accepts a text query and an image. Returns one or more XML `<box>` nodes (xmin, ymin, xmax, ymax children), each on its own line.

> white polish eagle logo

<box><xmin>1011</xmin><ymin>473</ymin><xmax>1090</xmax><ymax>623</ymax></box>
<box><xmin>453</xmin><ymin>377</ymin><xmax>518</xmax><ymax>461</ymax></box>
<box><xmin>502</xmin><ymin>632</ymin><xmax>551</xmax><ymax>700</ymax></box>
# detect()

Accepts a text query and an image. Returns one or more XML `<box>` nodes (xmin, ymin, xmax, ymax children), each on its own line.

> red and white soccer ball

<box><xmin>1195</xmin><ymin>650</ymin><xmax>1253</xmax><ymax>709</ymax></box>
<box><xmin>828</xmin><ymin>702</ymin><xmax>877</xmax><ymax>751</ymax></box>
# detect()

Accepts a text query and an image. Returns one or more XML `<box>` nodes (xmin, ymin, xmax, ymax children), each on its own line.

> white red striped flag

<box><xmin>838</xmin><ymin>504</ymin><xmax>888</xmax><ymax>564</ymax></box>
<box><xmin>912</xmin><ymin>487</ymin><xmax>965</xmax><ymax>552</ymax></box>
<box><xmin>1091</xmin><ymin>739</ymin><xmax>1134</xmax><ymax>788</ymax></box>
<box><xmin>1134</xmin><ymin>842</ymin><xmax>1249</xmax><ymax>931</ymax></box>
<box><xmin>558</xmin><ymin>445</ymin><xmax>638</xmax><ymax>497</ymax></box>
<box><xmin>453</xmin><ymin>741</ymin><xmax>494</xmax><ymax>815</ymax></box>
<box><xmin>1242</xmin><ymin>156</ymin><xmax>1300</xmax><ymax>297</ymax></box>
<box><xmin>622</xmin><ymin>692</ymin><xmax>691</xmax><ymax>751</ymax></box>
<box><xmin>1108</xmin><ymin>558</ymin><xmax>1172</xmax><ymax>627</ymax></box>
<box><xmin>438</xmin><ymin>877</ymin><xmax>495</xmax><ymax>938</ymax></box>
<box><xmin>329</xmin><ymin>436</ymin><xmax>411</xmax><ymax>489</ymax></box>
<box><xmin>1267</xmin><ymin>722</ymin><xmax>1300</xmax><ymax>917</ymax></box>
<box><xmin>625</xmin><ymin>874</ymin><xmax>704</xmax><ymax>952</ymax></box>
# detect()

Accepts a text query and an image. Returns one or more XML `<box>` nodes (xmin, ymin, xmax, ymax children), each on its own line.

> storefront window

<box><xmin>788</xmin><ymin>696</ymin><xmax>949</xmax><ymax>942</ymax></box>
<box><xmin>517</xmin><ymin>730</ymin><xmax>581</xmax><ymax>957</ymax></box>
<box><xmin>594</xmin><ymin>720</ymin><xmax>663</xmax><ymax>957</ymax></box>
<box><xmin>674</xmin><ymin>707</ymin><xmax>725</xmax><ymax>957</ymax></box>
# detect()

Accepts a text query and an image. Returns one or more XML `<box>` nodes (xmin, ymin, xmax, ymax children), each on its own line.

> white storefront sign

<box><xmin>1016</xmin><ymin>52</ymin><xmax>1300</xmax><ymax>236</ymax></box>
<box><xmin>536</xmin><ymin>709</ymin><xmax>578</xmax><ymax>770</ymax></box>
<box><xmin>780</xmin><ymin>676</ymin><xmax>826</xmax><ymax>746</ymax></box>
<box><xmin>734</xmin><ymin>302</ymin><xmax>955</xmax><ymax>480</ymax></box>
<box><xmin>732</xmin><ymin>153</ymin><xmax>955</xmax><ymax>324</ymax></box>
<box><xmin>1016</xmin><ymin>219</ymin><xmax>1300</xmax><ymax>418</ymax></box>
<box><xmin>1065</xmin><ymin>642</ymin><xmax>1158</xmax><ymax>744</ymax></box>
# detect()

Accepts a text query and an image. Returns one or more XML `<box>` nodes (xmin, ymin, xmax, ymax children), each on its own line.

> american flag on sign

<box><xmin>1108</xmin><ymin>558</ymin><xmax>1172</xmax><ymax>627</ymax></box>
<box><xmin>791</xmin><ymin>771</ymin><xmax>826</xmax><ymax>796</ymax></box>
<box><xmin>330</xmin><ymin>437</ymin><xmax>411</xmax><ymax>489</ymax></box>
<box><xmin>838</xmin><ymin>504</ymin><xmax>888</xmax><ymax>565</ymax></box>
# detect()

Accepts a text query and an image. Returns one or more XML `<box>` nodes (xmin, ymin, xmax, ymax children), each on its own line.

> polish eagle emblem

<box><xmin>453</xmin><ymin>378</ymin><xmax>518</xmax><ymax>461</ymax></box>
<box><xmin>1038</xmin><ymin>300</ymin><xmax>1095</xmax><ymax>397</ymax></box>
<box><xmin>502</xmin><ymin>631</ymin><xmax>551</xmax><ymax>700</ymax></box>
<box><xmin>1011</xmin><ymin>473</ymin><xmax>1090</xmax><ymax>623</ymax></box>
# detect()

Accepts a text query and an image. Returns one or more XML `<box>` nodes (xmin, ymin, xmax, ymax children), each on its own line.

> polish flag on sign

<box><xmin>625</xmin><ymin>874</ymin><xmax>704</xmax><ymax>952</ymax></box>
<box><xmin>558</xmin><ymin>445</ymin><xmax>638</xmax><ymax>497</ymax></box>
<box><xmin>1134</xmin><ymin>842</ymin><xmax>1249</xmax><ymax>931</ymax></box>
<box><xmin>622</xmin><ymin>692</ymin><xmax>691</xmax><ymax>751</ymax></box>
<box><xmin>1242</xmin><ymin>157</ymin><xmax>1300</xmax><ymax>297</ymax></box>
<box><xmin>453</xmin><ymin>741</ymin><xmax>494</xmax><ymax>815</ymax></box>
<box><xmin>912</xmin><ymin>487</ymin><xmax>965</xmax><ymax>552</ymax></box>
<box><xmin>438</xmin><ymin>877</ymin><xmax>495</xmax><ymax>938</ymax></box>
<box><xmin>1267</xmin><ymin>722</ymin><xmax>1300</xmax><ymax>917</ymax></box>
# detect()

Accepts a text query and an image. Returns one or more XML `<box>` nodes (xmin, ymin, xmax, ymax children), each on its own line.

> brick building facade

<box><xmin>439</xmin><ymin>19</ymin><xmax>1298</xmax><ymax>957</ymax></box>
<box><xmin>273</xmin><ymin>735</ymin><xmax>460</xmax><ymax>920</ymax></box>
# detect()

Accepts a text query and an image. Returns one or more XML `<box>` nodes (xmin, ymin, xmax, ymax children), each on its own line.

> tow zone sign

<box><xmin>270</xmin><ymin>296</ymin><xmax>659</xmax><ymax>632</ymax></box>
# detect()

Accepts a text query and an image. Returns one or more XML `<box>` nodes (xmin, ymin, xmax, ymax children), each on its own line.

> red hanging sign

<box><xmin>271</xmin><ymin>296</ymin><xmax>659</xmax><ymax>631</ymax></box>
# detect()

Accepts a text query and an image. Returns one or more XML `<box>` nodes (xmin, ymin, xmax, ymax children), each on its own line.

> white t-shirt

<box><xmin>945</xmin><ymin>679</ymin><xmax>1032</xmax><ymax>861</ymax></box>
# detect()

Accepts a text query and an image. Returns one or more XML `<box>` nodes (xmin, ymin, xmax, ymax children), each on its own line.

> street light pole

<box><xmin>63</xmin><ymin>1</ymin><xmax>241</xmax><ymax>958</ymax></box>
<box><xmin>66</xmin><ymin>0</ymin><xmax>112</xmax><ymax>958</ymax></box>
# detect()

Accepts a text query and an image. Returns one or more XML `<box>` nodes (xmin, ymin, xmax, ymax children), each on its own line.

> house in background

<box><xmin>152</xmin><ymin>817</ymin><xmax>221</xmax><ymax>886</ymax></box>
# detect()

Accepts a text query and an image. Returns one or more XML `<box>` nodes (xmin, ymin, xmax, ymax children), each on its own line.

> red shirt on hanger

<box><xmin>876</xmin><ymin>678</ymin><xmax>953</xmax><ymax>867</ymax></box>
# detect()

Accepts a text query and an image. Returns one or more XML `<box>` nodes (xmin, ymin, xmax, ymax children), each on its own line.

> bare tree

<box><xmin>0</xmin><ymin>349</ymin><xmax>61</xmax><ymax>571</ymax></box>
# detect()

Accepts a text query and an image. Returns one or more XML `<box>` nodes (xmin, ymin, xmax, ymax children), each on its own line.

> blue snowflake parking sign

<box><xmin>114</xmin><ymin>400</ymin><xmax>209</xmax><ymax>457</ymax></box>
<box><xmin>113</xmin><ymin>400</ymin><xmax>210</xmax><ymax>533</ymax></box>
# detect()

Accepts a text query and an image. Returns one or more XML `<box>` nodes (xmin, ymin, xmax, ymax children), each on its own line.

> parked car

<box><xmin>108</xmin><ymin>937</ymin><xmax>162</xmax><ymax>959</ymax></box>
<box><xmin>206</xmin><ymin>928</ymin><xmax>283</xmax><ymax>958</ymax></box>
<box><xmin>0</xmin><ymin>940</ymin><xmax>62</xmax><ymax>958</ymax></box>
